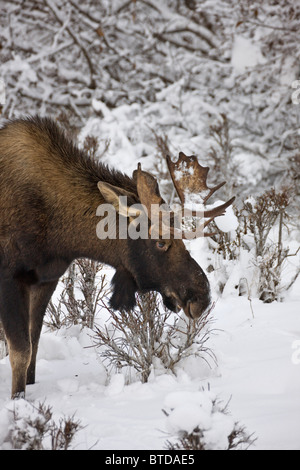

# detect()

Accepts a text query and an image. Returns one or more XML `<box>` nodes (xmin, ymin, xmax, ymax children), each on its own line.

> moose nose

<box><xmin>184</xmin><ymin>296</ymin><xmax>211</xmax><ymax>319</ymax></box>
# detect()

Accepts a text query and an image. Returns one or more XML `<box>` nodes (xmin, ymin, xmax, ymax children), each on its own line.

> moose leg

<box><xmin>27</xmin><ymin>280</ymin><xmax>58</xmax><ymax>385</ymax></box>
<box><xmin>0</xmin><ymin>278</ymin><xmax>31</xmax><ymax>399</ymax></box>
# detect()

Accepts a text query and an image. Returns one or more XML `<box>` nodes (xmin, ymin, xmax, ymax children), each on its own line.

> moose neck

<box><xmin>51</xmin><ymin>183</ymin><xmax>127</xmax><ymax>270</ymax></box>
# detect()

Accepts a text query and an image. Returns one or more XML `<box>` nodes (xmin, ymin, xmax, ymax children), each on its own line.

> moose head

<box><xmin>98</xmin><ymin>152</ymin><xmax>235</xmax><ymax>319</ymax></box>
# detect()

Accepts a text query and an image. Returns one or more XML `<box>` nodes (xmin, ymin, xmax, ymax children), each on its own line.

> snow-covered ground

<box><xmin>0</xmin><ymin>279</ymin><xmax>299</xmax><ymax>450</ymax></box>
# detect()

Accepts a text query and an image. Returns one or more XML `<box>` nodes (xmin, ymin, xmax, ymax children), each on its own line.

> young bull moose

<box><xmin>0</xmin><ymin>116</ymin><xmax>234</xmax><ymax>399</ymax></box>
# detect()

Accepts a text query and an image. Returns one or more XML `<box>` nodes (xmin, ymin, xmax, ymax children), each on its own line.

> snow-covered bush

<box><xmin>5</xmin><ymin>400</ymin><xmax>81</xmax><ymax>450</ymax></box>
<box><xmin>210</xmin><ymin>187</ymin><xmax>299</xmax><ymax>302</ymax></box>
<box><xmin>46</xmin><ymin>259</ymin><xmax>215</xmax><ymax>385</ymax></box>
<box><xmin>94</xmin><ymin>292</ymin><xmax>215</xmax><ymax>383</ymax></box>
<box><xmin>46</xmin><ymin>259</ymin><xmax>110</xmax><ymax>330</ymax></box>
<box><xmin>164</xmin><ymin>390</ymin><xmax>255</xmax><ymax>450</ymax></box>
<box><xmin>241</xmin><ymin>188</ymin><xmax>298</xmax><ymax>302</ymax></box>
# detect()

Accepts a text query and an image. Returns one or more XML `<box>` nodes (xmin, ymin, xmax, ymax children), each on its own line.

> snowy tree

<box><xmin>1</xmin><ymin>0</ymin><xmax>299</xmax><ymax>198</ymax></box>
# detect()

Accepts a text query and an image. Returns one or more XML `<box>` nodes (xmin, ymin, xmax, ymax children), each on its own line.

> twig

<box><xmin>238</xmin><ymin>17</ymin><xmax>298</xmax><ymax>33</ymax></box>
<box><xmin>44</xmin><ymin>0</ymin><xmax>97</xmax><ymax>89</ymax></box>
<box><xmin>286</xmin><ymin>267</ymin><xmax>300</xmax><ymax>291</ymax></box>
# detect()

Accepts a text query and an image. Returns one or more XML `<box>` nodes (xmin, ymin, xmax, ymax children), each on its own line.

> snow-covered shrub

<box><xmin>213</xmin><ymin>187</ymin><xmax>299</xmax><ymax>302</ymax></box>
<box><xmin>46</xmin><ymin>259</ymin><xmax>110</xmax><ymax>330</ymax></box>
<box><xmin>207</xmin><ymin>114</ymin><xmax>238</xmax><ymax>200</ymax></box>
<box><xmin>6</xmin><ymin>400</ymin><xmax>81</xmax><ymax>450</ymax></box>
<box><xmin>237</xmin><ymin>188</ymin><xmax>295</xmax><ymax>302</ymax></box>
<box><xmin>94</xmin><ymin>292</ymin><xmax>215</xmax><ymax>383</ymax></box>
<box><xmin>164</xmin><ymin>390</ymin><xmax>255</xmax><ymax>450</ymax></box>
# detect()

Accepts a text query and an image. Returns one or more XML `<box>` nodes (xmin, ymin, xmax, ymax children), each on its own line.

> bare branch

<box><xmin>44</xmin><ymin>0</ymin><xmax>97</xmax><ymax>89</ymax></box>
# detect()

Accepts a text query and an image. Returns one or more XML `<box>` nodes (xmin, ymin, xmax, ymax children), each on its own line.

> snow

<box><xmin>231</xmin><ymin>35</ymin><xmax>266</xmax><ymax>75</ymax></box>
<box><xmin>212</xmin><ymin>203</ymin><xmax>238</xmax><ymax>233</ymax></box>
<box><xmin>0</xmin><ymin>286</ymin><xmax>299</xmax><ymax>450</ymax></box>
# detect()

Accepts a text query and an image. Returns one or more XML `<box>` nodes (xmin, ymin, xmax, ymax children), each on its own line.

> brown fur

<box><xmin>0</xmin><ymin>116</ymin><xmax>211</xmax><ymax>398</ymax></box>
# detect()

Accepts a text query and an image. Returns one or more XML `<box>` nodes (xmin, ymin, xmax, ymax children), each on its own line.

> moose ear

<box><xmin>97</xmin><ymin>181</ymin><xmax>140</xmax><ymax>218</ymax></box>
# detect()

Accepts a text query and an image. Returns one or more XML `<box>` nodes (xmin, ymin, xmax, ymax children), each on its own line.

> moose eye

<box><xmin>156</xmin><ymin>241</ymin><xmax>167</xmax><ymax>251</ymax></box>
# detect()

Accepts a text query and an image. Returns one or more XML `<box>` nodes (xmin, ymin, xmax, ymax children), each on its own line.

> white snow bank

<box><xmin>0</xmin><ymin>293</ymin><xmax>299</xmax><ymax>449</ymax></box>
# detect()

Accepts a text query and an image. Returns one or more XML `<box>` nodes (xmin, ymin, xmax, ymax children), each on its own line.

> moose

<box><xmin>0</xmin><ymin>116</ymin><xmax>234</xmax><ymax>399</ymax></box>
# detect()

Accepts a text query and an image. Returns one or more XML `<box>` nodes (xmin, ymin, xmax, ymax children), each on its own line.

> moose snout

<box><xmin>183</xmin><ymin>295</ymin><xmax>211</xmax><ymax>320</ymax></box>
<box><xmin>164</xmin><ymin>286</ymin><xmax>211</xmax><ymax>320</ymax></box>
<box><xmin>183</xmin><ymin>273</ymin><xmax>212</xmax><ymax>319</ymax></box>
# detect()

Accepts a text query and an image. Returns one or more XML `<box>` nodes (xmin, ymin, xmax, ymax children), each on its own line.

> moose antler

<box><xmin>133</xmin><ymin>163</ymin><xmax>173</xmax><ymax>238</ymax></box>
<box><xmin>133</xmin><ymin>162</ymin><xmax>164</xmax><ymax>213</ymax></box>
<box><xmin>165</xmin><ymin>152</ymin><xmax>235</xmax><ymax>237</ymax></box>
<box><xmin>133</xmin><ymin>154</ymin><xmax>235</xmax><ymax>239</ymax></box>
<box><xmin>166</xmin><ymin>152</ymin><xmax>235</xmax><ymax>215</ymax></box>
<box><xmin>166</xmin><ymin>152</ymin><xmax>225</xmax><ymax>205</ymax></box>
